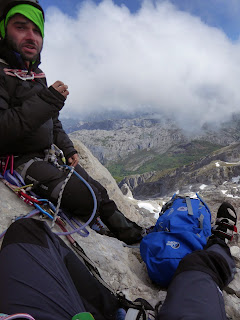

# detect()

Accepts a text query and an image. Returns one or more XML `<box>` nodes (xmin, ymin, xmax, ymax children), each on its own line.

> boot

<box><xmin>101</xmin><ymin>210</ymin><xmax>144</xmax><ymax>245</ymax></box>
<box><xmin>212</xmin><ymin>202</ymin><xmax>238</xmax><ymax>243</ymax></box>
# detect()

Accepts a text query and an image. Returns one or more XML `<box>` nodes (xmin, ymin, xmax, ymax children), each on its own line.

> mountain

<box><xmin>66</xmin><ymin>113</ymin><xmax>240</xmax><ymax>180</ymax></box>
<box><xmin>61</xmin><ymin>110</ymin><xmax>153</xmax><ymax>133</ymax></box>
<box><xmin>120</xmin><ymin>142</ymin><xmax>240</xmax><ymax>199</ymax></box>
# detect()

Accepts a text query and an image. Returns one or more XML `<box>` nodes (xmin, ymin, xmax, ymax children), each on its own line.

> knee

<box><xmin>2</xmin><ymin>219</ymin><xmax>47</xmax><ymax>250</ymax></box>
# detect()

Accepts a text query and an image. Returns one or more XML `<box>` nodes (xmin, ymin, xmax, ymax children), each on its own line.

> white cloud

<box><xmin>41</xmin><ymin>0</ymin><xmax>240</xmax><ymax>129</ymax></box>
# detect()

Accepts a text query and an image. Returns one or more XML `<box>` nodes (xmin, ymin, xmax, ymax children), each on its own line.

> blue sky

<box><xmin>42</xmin><ymin>0</ymin><xmax>240</xmax><ymax>40</ymax></box>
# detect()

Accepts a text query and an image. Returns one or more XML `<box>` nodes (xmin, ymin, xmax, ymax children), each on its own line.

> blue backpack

<box><xmin>140</xmin><ymin>193</ymin><xmax>212</xmax><ymax>287</ymax></box>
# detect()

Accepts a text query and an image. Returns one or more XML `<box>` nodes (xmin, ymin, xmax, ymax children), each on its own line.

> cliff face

<box><xmin>120</xmin><ymin>142</ymin><xmax>240</xmax><ymax>198</ymax></box>
<box><xmin>0</xmin><ymin>139</ymin><xmax>240</xmax><ymax>319</ymax></box>
<box><xmin>68</xmin><ymin>115</ymin><xmax>240</xmax><ymax>169</ymax></box>
<box><xmin>70</xmin><ymin>119</ymin><xmax>187</xmax><ymax>165</ymax></box>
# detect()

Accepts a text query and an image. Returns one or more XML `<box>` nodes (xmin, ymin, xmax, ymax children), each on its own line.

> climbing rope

<box><xmin>0</xmin><ymin>149</ymin><xmax>98</xmax><ymax>238</ymax></box>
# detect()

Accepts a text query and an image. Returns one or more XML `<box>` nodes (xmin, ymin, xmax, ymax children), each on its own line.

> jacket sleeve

<box><xmin>0</xmin><ymin>75</ymin><xmax>65</xmax><ymax>146</ymax></box>
<box><xmin>53</xmin><ymin>115</ymin><xmax>77</xmax><ymax>159</ymax></box>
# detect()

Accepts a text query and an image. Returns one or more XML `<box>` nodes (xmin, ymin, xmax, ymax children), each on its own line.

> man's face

<box><xmin>6</xmin><ymin>14</ymin><xmax>43</xmax><ymax>64</ymax></box>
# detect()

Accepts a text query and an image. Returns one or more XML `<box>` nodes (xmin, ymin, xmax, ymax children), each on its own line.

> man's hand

<box><xmin>68</xmin><ymin>153</ymin><xmax>79</xmax><ymax>167</ymax></box>
<box><xmin>51</xmin><ymin>80</ymin><xmax>69</xmax><ymax>99</ymax></box>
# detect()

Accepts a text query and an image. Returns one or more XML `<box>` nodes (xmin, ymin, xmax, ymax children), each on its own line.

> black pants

<box><xmin>0</xmin><ymin>219</ymin><xmax>119</xmax><ymax>320</ymax></box>
<box><xmin>24</xmin><ymin>161</ymin><xmax>117</xmax><ymax>220</ymax></box>
<box><xmin>21</xmin><ymin>160</ymin><xmax>143</xmax><ymax>245</ymax></box>
<box><xmin>0</xmin><ymin>219</ymin><xmax>235</xmax><ymax>320</ymax></box>
<box><xmin>157</xmin><ymin>237</ymin><xmax>235</xmax><ymax>320</ymax></box>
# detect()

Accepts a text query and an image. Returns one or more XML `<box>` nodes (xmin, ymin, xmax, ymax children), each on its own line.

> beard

<box><xmin>6</xmin><ymin>35</ymin><xmax>42</xmax><ymax>62</ymax></box>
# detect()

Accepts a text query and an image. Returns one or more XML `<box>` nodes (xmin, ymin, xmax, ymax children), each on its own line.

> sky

<box><xmin>39</xmin><ymin>0</ymin><xmax>240</xmax><ymax>130</ymax></box>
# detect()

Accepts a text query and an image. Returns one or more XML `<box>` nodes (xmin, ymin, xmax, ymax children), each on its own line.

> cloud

<box><xmin>165</xmin><ymin>0</ymin><xmax>240</xmax><ymax>40</ymax></box>
<box><xmin>41</xmin><ymin>0</ymin><xmax>240</xmax><ymax>129</ymax></box>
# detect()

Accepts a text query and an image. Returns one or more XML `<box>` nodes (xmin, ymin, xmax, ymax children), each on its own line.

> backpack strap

<box><xmin>185</xmin><ymin>196</ymin><xmax>193</xmax><ymax>216</ymax></box>
<box><xmin>186</xmin><ymin>195</ymin><xmax>205</xmax><ymax>229</ymax></box>
<box><xmin>198</xmin><ymin>214</ymin><xmax>204</xmax><ymax>229</ymax></box>
<box><xmin>125</xmin><ymin>309</ymin><xmax>139</xmax><ymax>320</ymax></box>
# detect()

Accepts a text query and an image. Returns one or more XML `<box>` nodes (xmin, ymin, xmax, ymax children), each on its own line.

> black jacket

<box><xmin>0</xmin><ymin>40</ymin><xmax>77</xmax><ymax>165</ymax></box>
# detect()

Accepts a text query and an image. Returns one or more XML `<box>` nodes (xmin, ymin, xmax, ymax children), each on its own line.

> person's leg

<box><xmin>24</xmin><ymin>161</ymin><xmax>101</xmax><ymax>219</ymax></box>
<box><xmin>157</xmin><ymin>239</ymin><xmax>234</xmax><ymax>320</ymax></box>
<box><xmin>157</xmin><ymin>202</ymin><xmax>237</xmax><ymax>320</ymax></box>
<box><xmin>64</xmin><ymin>164</ymin><xmax>144</xmax><ymax>244</ymax></box>
<box><xmin>0</xmin><ymin>218</ymin><xmax>119</xmax><ymax>320</ymax></box>
<box><xmin>0</xmin><ymin>219</ymin><xmax>86</xmax><ymax>320</ymax></box>
<box><xmin>24</xmin><ymin>161</ymin><xmax>144</xmax><ymax>244</ymax></box>
<box><xmin>71</xmin><ymin>165</ymin><xmax>143</xmax><ymax>244</ymax></box>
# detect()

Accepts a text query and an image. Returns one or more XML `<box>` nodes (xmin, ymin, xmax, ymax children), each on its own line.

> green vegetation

<box><xmin>107</xmin><ymin>140</ymin><xmax>222</xmax><ymax>182</ymax></box>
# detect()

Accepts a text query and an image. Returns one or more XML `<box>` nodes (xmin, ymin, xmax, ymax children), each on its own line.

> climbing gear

<box><xmin>0</xmin><ymin>313</ymin><xmax>35</xmax><ymax>320</ymax></box>
<box><xmin>0</xmin><ymin>155</ymin><xmax>14</xmax><ymax>175</ymax></box>
<box><xmin>51</xmin><ymin>165</ymin><xmax>75</xmax><ymax>227</ymax></box>
<box><xmin>90</xmin><ymin>216</ymin><xmax>111</xmax><ymax>236</ymax></box>
<box><xmin>0</xmin><ymin>169</ymin><xmax>95</xmax><ymax>238</ymax></box>
<box><xmin>140</xmin><ymin>193</ymin><xmax>212</xmax><ymax>287</ymax></box>
<box><xmin>0</xmin><ymin>152</ymin><xmax>97</xmax><ymax>238</ymax></box>
<box><xmin>17</xmin><ymin>145</ymin><xmax>100</xmax><ymax>233</ymax></box>
<box><xmin>212</xmin><ymin>202</ymin><xmax>238</xmax><ymax>242</ymax></box>
<box><xmin>3</xmin><ymin>68</ymin><xmax>46</xmax><ymax>81</ymax></box>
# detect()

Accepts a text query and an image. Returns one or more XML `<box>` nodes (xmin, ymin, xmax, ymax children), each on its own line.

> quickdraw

<box><xmin>0</xmin><ymin>154</ymin><xmax>97</xmax><ymax>238</ymax></box>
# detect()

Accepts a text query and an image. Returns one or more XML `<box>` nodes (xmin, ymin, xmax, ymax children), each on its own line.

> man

<box><xmin>0</xmin><ymin>202</ymin><xmax>237</xmax><ymax>320</ymax></box>
<box><xmin>0</xmin><ymin>0</ymin><xmax>143</xmax><ymax>244</ymax></box>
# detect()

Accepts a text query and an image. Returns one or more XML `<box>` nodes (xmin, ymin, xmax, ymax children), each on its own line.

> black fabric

<box><xmin>157</xmin><ymin>270</ymin><xmax>228</xmax><ymax>320</ymax></box>
<box><xmin>0</xmin><ymin>43</ymin><xmax>77</xmax><ymax>161</ymax></box>
<box><xmin>174</xmin><ymin>236</ymin><xmax>233</xmax><ymax>290</ymax></box>
<box><xmin>24</xmin><ymin>160</ymin><xmax>143</xmax><ymax>244</ymax></box>
<box><xmin>1</xmin><ymin>218</ymin><xmax>49</xmax><ymax>249</ymax></box>
<box><xmin>64</xmin><ymin>250</ymin><xmax>119</xmax><ymax>320</ymax></box>
<box><xmin>156</xmin><ymin>238</ymin><xmax>235</xmax><ymax>320</ymax></box>
<box><xmin>25</xmin><ymin>161</ymin><xmax>117</xmax><ymax>219</ymax></box>
<box><xmin>101</xmin><ymin>210</ymin><xmax>143</xmax><ymax>245</ymax></box>
<box><xmin>0</xmin><ymin>218</ymin><xmax>119</xmax><ymax>320</ymax></box>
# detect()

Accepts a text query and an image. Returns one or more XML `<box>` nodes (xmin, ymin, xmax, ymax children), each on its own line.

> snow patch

<box><xmin>226</xmin><ymin>194</ymin><xmax>240</xmax><ymax>199</ymax></box>
<box><xmin>232</xmin><ymin>176</ymin><xmax>240</xmax><ymax>184</ymax></box>
<box><xmin>225</xmin><ymin>161</ymin><xmax>240</xmax><ymax>165</ymax></box>
<box><xmin>200</xmin><ymin>184</ymin><xmax>207</xmax><ymax>190</ymax></box>
<box><xmin>221</xmin><ymin>190</ymin><xmax>240</xmax><ymax>198</ymax></box>
<box><xmin>138</xmin><ymin>202</ymin><xmax>160</xmax><ymax>219</ymax></box>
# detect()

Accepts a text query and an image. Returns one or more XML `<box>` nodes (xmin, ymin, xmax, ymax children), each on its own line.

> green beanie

<box><xmin>0</xmin><ymin>4</ymin><xmax>44</xmax><ymax>39</ymax></box>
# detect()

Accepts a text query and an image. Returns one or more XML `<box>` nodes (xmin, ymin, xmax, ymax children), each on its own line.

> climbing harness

<box><xmin>0</xmin><ymin>172</ymin><xmax>96</xmax><ymax>238</ymax></box>
<box><xmin>0</xmin><ymin>149</ymin><xmax>97</xmax><ymax>238</ymax></box>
